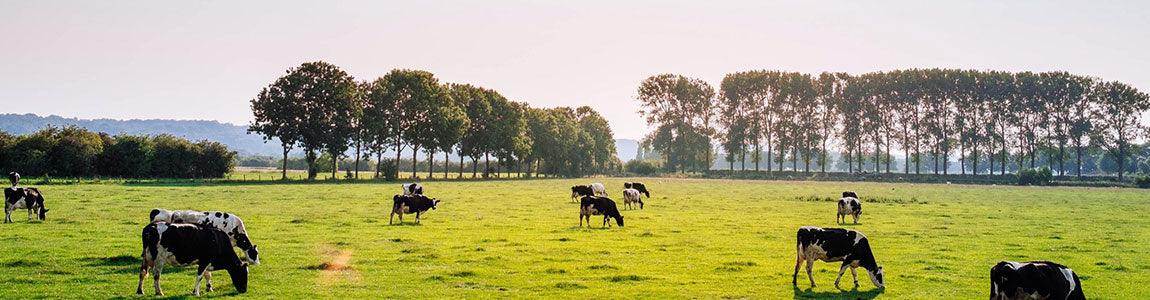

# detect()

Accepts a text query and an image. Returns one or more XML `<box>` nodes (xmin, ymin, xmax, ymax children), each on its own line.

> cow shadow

<box><xmin>83</xmin><ymin>254</ymin><xmax>141</xmax><ymax>274</ymax></box>
<box><xmin>792</xmin><ymin>286</ymin><xmax>884</xmax><ymax>300</ymax></box>
<box><xmin>109</xmin><ymin>290</ymin><xmax>243</xmax><ymax>300</ymax></box>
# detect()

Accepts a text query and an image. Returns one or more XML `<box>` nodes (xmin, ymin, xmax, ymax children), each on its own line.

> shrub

<box><xmin>1135</xmin><ymin>175</ymin><xmax>1150</xmax><ymax>189</ymax></box>
<box><xmin>1018</xmin><ymin>167</ymin><xmax>1053</xmax><ymax>186</ymax></box>
<box><xmin>625</xmin><ymin>160</ymin><xmax>660</xmax><ymax>176</ymax></box>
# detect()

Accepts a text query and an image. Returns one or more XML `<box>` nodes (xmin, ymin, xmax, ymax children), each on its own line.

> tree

<box><xmin>97</xmin><ymin>135</ymin><xmax>153</xmax><ymax>178</ymax></box>
<box><xmin>374</xmin><ymin>69</ymin><xmax>446</xmax><ymax>179</ymax></box>
<box><xmin>1091</xmin><ymin>81</ymin><xmax>1150</xmax><ymax>181</ymax></box>
<box><xmin>425</xmin><ymin>85</ymin><xmax>469</xmax><ymax>179</ymax></box>
<box><xmin>451</xmin><ymin>84</ymin><xmax>491</xmax><ymax>178</ymax></box>
<box><xmin>249</xmin><ymin>61</ymin><xmax>357</xmax><ymax>180</ymax></box>
<box><xmin>636</xmin><ymin>74</ymin><xmax>715</xmax><ymax>172</ymax></box>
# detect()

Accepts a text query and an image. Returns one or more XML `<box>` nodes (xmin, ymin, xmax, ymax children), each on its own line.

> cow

<box><xmin>391</xmin><ymin>194</ymin><xmax>440</xmax><ymax>224</ymax></box>
<box><xmin>837</xmin><ymin>197</ymin><xmax>862</xmax><ymax>224</ymax></box>
<box><xmin>623</xmin><ymin>182</ymin><xmax>651</xmax><ymax>198</ymax></box>
<box><xmin>571</xmin><ymin>185</ymin><xmax>594</xmax><ymax>202</ymax></box>
<box><xmin>402</xmin><ymin>183</ymin><xmax>424</xmax><ymax>195</ymax></box>
<box><xmin>590</xmin><ymin>182</ymin><xmax>608</xmax><ymax>197</ymax></box>
<box><xmin>137</xmin><ymin>222</ymin><xmax>249</xmax><ymax>296</ymax></box>
<box><xmin>792</xmin><ymin>226</ymin><xmax>884</xmax><ymax>289</ymax></box>
<box><xmin>150</xmin><ymin>209</ymin><xmax>260</xmax><ymax>265</ymax></box>
<box><xmin>579</xmin><ymin>196</ymin><xmax>624</xmax><ymax>228</ymax></box>
<box><xmin>990</xmin><ymin>261</ymin><xmax>1085</xmax><ymax>300</ymax></box>
<box><xmin>622</xmin><ymin>188</ymin><xmax>644</xmax><ymax>210</ymax></box>
<box><xmin>4</xmin><ymin>187</ymin><xmax>48</xmax><ymax>223</ymax></box>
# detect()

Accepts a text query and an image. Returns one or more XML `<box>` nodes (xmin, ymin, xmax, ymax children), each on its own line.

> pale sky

<box><xmin>1</xmin><ymin>1</ymin><xmax>1147</xmax><ymax>140</ymax></box>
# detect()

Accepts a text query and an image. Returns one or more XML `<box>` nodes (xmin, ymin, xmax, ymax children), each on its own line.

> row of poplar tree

<box><xmin>636</xmin><ymin>69</ymin><xmax>1150</xmax><ymax>180</ymax></box>
<box><xmin>249</xmin><ymin>62</ymin><xmax>619</xmax><ymax>180</ymax></box>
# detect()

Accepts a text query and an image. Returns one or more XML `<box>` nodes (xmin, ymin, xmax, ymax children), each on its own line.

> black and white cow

<box><xmin>579</xmin><ymin>196</ymin><xmax>624</xmax><ymax>228</ymax></box>
<box><xmin>150</xmin><ymin>209</ymin><xmax>259</xmax><ymax>265</ymax></box>
<box><xmin>391</xmin><ymin>194</ymin><xmax>440</xmax><ymax>224</ymax></box>
<box><xmin>402</xmin><ymin>183</ymin><xmax>424</xmax><ymax>195</ymax></box>
<box><xmin>571</xmin><ymin>185</ymin><xmax>594</xmax><ymax>202</ymax></box>
<box><xmin>590</xmin><ymin>183</ymin><xmax>608</xmax><ymax>197</ymax></box>
<box><xmin>793</xmin><ymin>226</ymin><xmax>884</xmax><ymax>289</ymax></box>
<box><xmin>837</xmin><ymin>197</ymin><xmax>862</xmax><ymax>224</ymax></box>
<box><xmin>5</xmin><ymin>187</ymin><xmax>48</xmax><ymax>223</ymax></box>
<box><xmin>990</xmin><ymin>261</ymin><xmax>1085</xmax><ymax>300</ymax></box>
<box><xmin>623</xmin><ymin>182</ymin><xmax>651</xmax><ymax>198</ymax></box>
<box><xmin>137</xmin><ymin>222</ymin><xmax>249</xmax><ymax>296</ymax></box>
<box><xmin>622</xmin><ymin>188</ymin><xmax>643</xmax><ymax>210</ymax></box>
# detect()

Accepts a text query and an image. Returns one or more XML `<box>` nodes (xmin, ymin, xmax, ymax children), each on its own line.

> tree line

<box><xmin>249</xmin><ymin>62</ymin><xmax>619</xmax><ymax>180</ymax></box>
<box><xmin>637</xmin><ymin>69</ymin><xmax>1150</xmax><ymax>181</ymax></box>
<box><xmin>0</xmin><ymin>126</ymin><xmax>236</xmax><ymax>178</ymax></box>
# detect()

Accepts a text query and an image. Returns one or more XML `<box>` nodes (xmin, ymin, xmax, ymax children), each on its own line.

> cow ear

<box><xmin>393</xmin><ymin>195</ymin><xmax>400</xmax><ymax>201</ymax></box>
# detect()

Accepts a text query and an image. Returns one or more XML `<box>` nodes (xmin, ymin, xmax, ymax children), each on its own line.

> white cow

<box><xmin>622</xmin><ymin>188</ymin><xmax>644</xmax><ymax>210</ymax></box>
<box><xmin>402</xmin><ymin>183</ymin><xmax>424</xmax><ymax>195</ymax></box>
<box><xmin>150</xmin><ymin>209</ymin><xmax>260</xmax><ymax>265</ymax></box>
<box><xmin>590</xmin><ymin>183</ymin><xmax>608</xmax><ymax>197</ymax></box>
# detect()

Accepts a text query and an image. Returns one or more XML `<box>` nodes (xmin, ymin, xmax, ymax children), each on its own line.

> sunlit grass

<box><xmin>0</xmin><ymin>179</ymin><xmax>1146</xmax><ymax>298</ymax></box>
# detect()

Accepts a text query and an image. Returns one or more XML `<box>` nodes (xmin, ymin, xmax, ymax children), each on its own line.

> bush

<box><xmin>1018</xmin><ymin>167</ymin><xmax>1053</xmax><ymax>186</ymax></box>
<box><xmin>379</xmin><ymin>160</ymin><xmax>398</xmax><ymax>181</ymax></box>
<box><xmin>1135</xmin><ymin>175</ymin><xmax>1150</xmax><ymax>189</ymax></box>
<box><xmin>625</xmin><ymin>160</ymin><xmax>660</xmax><ymax>176</ymax></box>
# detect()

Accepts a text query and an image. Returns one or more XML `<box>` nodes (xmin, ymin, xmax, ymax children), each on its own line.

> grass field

<box><xmin>2</xmin><ymin>178</ymin><xmax>1147</xmax><ymax>299</ymax></box>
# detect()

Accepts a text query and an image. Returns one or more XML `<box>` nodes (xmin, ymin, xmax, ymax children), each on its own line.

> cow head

<box><xmin>228</xmin><ymin>263</ymin><xmax>249</xmax><ymax>293</ymax></box>
<box><xmin>235</xmin><ymin>234</ymin><xmax>260</xmax><ymax>265</ymax></box>
<box><xmin>7</xmin><ymin>172</ymin><xmax>18</xmax><ymax>187</ymax></box>
<box><xmin>149</xmin><ymin>208</ymin><xmax>172</xmax><ymax>223</ymax></box>
<box><xmin>623</xmin><ymin>182</ymin><xmax>632</xmax><ymax>189</ymax></box>
<box><xmin>432</xmin><ymin>199</ymin><xmax>441</xmax><ymax>210</ymax></box>
<box><xmin>869</xmin><ymin>265</ymin><xmax>884</xmax><ymax>288</ymax></box>
<box><xmin>38</xmin><ymin>208</ymin><xmax>48</xmax><ymax>221</ymax></box>
<box><xmin>842</xmin><ymin>191</ymin><xmax>858</xmax><ymax>198</ymax></box>
<box><xmin>614</xmin><ymin>215</ymin><xmax>624</xmax><ymax>227</ymax></box>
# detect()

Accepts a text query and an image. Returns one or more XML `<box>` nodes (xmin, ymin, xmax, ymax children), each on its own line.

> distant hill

<box><xmin>1</xmin><ymin>114</ymin><xmax>638</xmax><ymax>160</ymax></box>
<box><xmin>0</xmin><ymin>113</ymin><xmax>283</xmax><ymax>156</ymax></box>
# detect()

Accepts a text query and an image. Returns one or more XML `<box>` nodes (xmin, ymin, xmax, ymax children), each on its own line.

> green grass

<box><xmin>1</xmin><ymin>178</ymin><xmax>1147</xmax><ymax>299</ymax></box>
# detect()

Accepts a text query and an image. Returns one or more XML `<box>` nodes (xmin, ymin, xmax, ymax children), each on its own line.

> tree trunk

<box><xmin>375</xmin><ymin>151</ymin><xmax>383</xmax><ymax>179</ymax></box>
<box><xmin>281</xmin><ymin>145</ymin><xmax>289</xmax><ymax>180</ymax></box>
<box><xmin>484</xmin><ymin>153</ymin><xmax>491</xmax><ymax>178</ymax></box>
<box><xmin>354</xmin><ymin>140</ymin><xmax>361</xmax><ymax>179</ymax></box>
<box><xmin>331</xmin><ymin>151</ymin><xmax>338</xmax><ymax>180</ymax></box>
<box><xmin>394</xmin><ymin>141</ymin><xmax>403</xmax><ymax>180</ymax></box>
<box><xmin>472</xmin><ymin>156</ymin><xmax>479</xmax><ymax>178</ymax></box>
<box><xmin>1074</xmin><ymin>140</ymin><xmax>1082</xmax><ymax>178</ymax></box>
<box><xmin>444</xmin><ymin>151</ymin><xmax>450</xmax><ymax>179</ymax></box>
<box><xmin>427</xmin><ymin>150</ymin><xmax>434</xmax><ymax>179</ymax></box>
<box><xmin>411</xmin><ymin>145</ymin><xmax>419</xmax><ymax>179</ymax></box>
<box><xmin>305</xmin><ymin>150</ymin><xmax>318</xmax><ymax>180</ymax></box>
<box><xmin>459</xmin><ymin>153</ymin><xmax>465</xmax><ymax>179</ymax></box>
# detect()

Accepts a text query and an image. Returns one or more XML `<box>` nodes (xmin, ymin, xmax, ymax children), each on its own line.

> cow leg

<box><xmin>415</xmin><ymin>212</ymin><xmax>421</xmax><ymax>224</ymax></box>
<box><xmin>389</xmin><ymin>211</ymin><xmax>395</xmax><ymax>225</ymax></box>
<box><xmin>205</xmin><ymin>269</ymin><xmax>214</xmax><ymax>292</ymax></box>
<box><xmin>853</xmin><ymin>214</ymin><xmax>859</xmax><ymax>224</ymax></box>
<box><xmin>4</xmin><ymin>207</ymin><xmax>11</xmax><ymax>223</ymax></box>
<box><xmin>850</xmin><ymin>266</ymin><xmax>859</xmax><ymax>288</ymax></box>
<box><xmin>835</xmin><ymin>264</ymin><xmax>849</xmax><ymax>289</ymax></box>
<box><xmin>152</xmin><ymin>264</ymin><xmax>164</xmax><ymax>296</ymax></box>
<box><xmin>194</xmin><ymin>263</ymin><xmax>209</xmax><ymax>295</ymax></box>
<box><xmin>806</xmin><ymin>260</ymin><xmax>816</xmax><ymax>287</ymax></box>
<box><xmin>136</xmin><ymin>255</ymin><xmax>149</xmax><ymax>294</ymax></box>
<box><xmin>792</xmin><ymin>253</ymin><xmax>803</xmax><ymax>286</ymax></box>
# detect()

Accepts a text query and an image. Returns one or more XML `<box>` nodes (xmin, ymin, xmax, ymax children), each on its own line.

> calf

<box><xmin>150</xmin><ymin>209</ymin><xmax>260</xmax><ymax>265</ymax></box>
<box><xmin>990</xmin><ymin>261</ymin><xmax>1085</xmax><ymax>300</ymax></box>
<box><xmin>590</xmin><ymin>182</ymin><xmax>608</xmax><ymax>197</ymax></box>
<box><xmin>622</xmin><ymin>188</ymin><xmax>644</xmax><ymax>210</ymax></box>
<box><xmin>579</xmin><ymin>196</ymin><xmax>624</xmax><ymax>228</ymax></box>
<box><xmin>137</xmin><ymin>222</ymin><xmax>249</xmax><ymax>296</ymax></box>
<box><xmin>571</xmin><ymin>185</ymin><xmax>594</xmax><ymax>202</ymax></box>
<box><xmin>402</xmin><ymin>183</ymin><xmax>424</xmax><ymax>195</ymax></box>
<box><xmin>391</xmin><ymin>194</ymin><xmax>440</xmax><ymax>224</ymax></box>
<box><xmin>623</xmin><ymin>182</ymin><xmax>651</xmax><ymax>198</ymax></box>
<box><xmin>4</xmin><ymin>187</ymin><xmax>48</xmax><ymax>223</ymax></box>
<box><xmin>837</xmin><ymin>197</ymin><xmax>862</xmax><ymax>224</ymax></box>
<box><xmin>793</xmin><ymin>226</ymin><xmax>884</xmax><ymax>289</ymax></box>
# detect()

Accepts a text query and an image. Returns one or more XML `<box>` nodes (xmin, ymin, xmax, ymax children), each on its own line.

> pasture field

<box><xmin>1</xmin><ymin>178</ymin><xmax>1148</xmax><ymax>299</ymax></box>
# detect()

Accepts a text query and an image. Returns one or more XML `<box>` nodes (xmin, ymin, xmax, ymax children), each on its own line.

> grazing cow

<box><xmin>571</xmin><ymin>185</ymin><xmax>594</xmax><ymax>202</ymax></box>
<box><xmin>623</xmin><ymin>182</ymin><xmax>651</xmax><ymax>198</ymax></box>
<box><xmin>579</xmin><ymin>196</ymin><xmax>624</xmax><ymax>228</ymax></box>
<box><xmin>137</xmin><ymin>222</ymin><xmax>249</xmax><ymax>296</ymax></box>
<box><xmin>150</xmin><ymin>209</ymin><xmax>260</xmax><ymax>265</ymax></box>
<box><xmin>837</xmin><ymin>197</ymin><xmax>862</xmax><ymax>224</ymax></box>
<box><xmin>990</xmin><ymin>261</ymin><xmax>1085</xmax><ymax>300</ymax></box>
<box><xmin>391</xmin><ymin>194</ymin><xmax>440</xmax><ymax>224</ymax></box>
<box><xmin>590</xmin><ymin>182</ymin><xmax>608</xmax><ymax>197</ymax></box>
<box><xmin>622</xmin><ymin>188</ymin><xmax>644</xmax><ymax>210</ymax></box>
<box><xmin>4</xmin><ymin>187</ymin><xmax>48</xmax><ymax>223</ymax></box>
<box><xmin>402</xmin><ymin>183</ymin><xmax>424</xmax><ymax>195</ymax></box>
<box><xmin>793</xmin><ymin>226</ymin><xmax>885</xmax><ymax>289</ymax></box>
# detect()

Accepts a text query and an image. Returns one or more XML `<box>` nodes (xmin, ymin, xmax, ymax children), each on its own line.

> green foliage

<box><xmin>624</xmin><ymin>160</ymin><xmax>660</xmax><ymax>175</ymax></box>
<box><xmin>1018</xmin><ymin>167</ymin><xmax>1054</xmax><ymax>186</ymax></box>
<box><xmin>1134</xmin><ymin>175</ymin><xmax>1150</xmax><ymax>189</ymax></box>
<box><xmin>2</xmin><ymin>128</ymin><xmax>234</xmax><ymax>178</ymax></box>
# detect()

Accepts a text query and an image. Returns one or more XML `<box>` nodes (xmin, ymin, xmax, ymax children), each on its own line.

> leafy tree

<box><xmin>1091</xmin><ymin>81</ymin><xmax>1150</xmax><ymax>181</ymax></box>
<box><xmin>97</xmin><ymin>135</ymin><xmax>153</xmax><ymax>177</ymax></box>
<box><xmin>636</xmin><ymin>74</ymin><xmax>715</xmax><ymax>172</ymax></box>
<box><xmin>249</xmin><ymin>67</ymin><xmax>304</xmax><ymax>180</ymax></box>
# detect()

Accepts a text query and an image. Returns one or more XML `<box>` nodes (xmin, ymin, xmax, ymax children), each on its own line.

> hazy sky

<box><xmin>1</xmin><ymin>1</ymin><xmax>1147</xmax><ymax>139</ymax></box>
